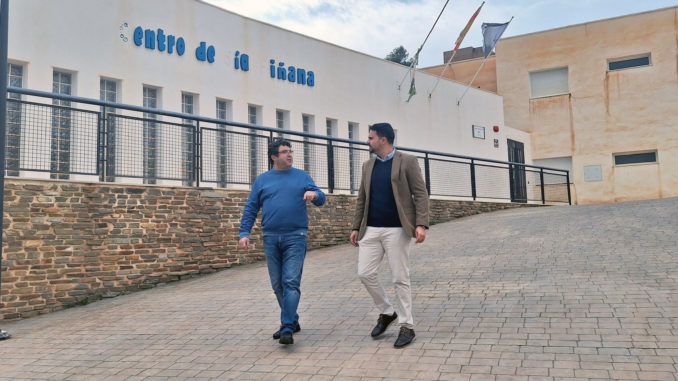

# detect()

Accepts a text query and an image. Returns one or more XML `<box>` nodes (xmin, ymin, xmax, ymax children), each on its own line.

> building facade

<box><xmin>426</xmin><ymin>6</ymin><xmax>678</xmax><ymax>204</ymax></box>
<box><xmin>6</xmin><ymin>0</ymin><xmax>533</xmax><ymax>198</ymax></box>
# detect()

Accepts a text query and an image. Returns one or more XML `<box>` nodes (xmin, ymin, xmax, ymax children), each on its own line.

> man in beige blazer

<box><xmin>350</xmin><ymin>122</ymin><xmax>429</xmax><ymax>348</ymax></box>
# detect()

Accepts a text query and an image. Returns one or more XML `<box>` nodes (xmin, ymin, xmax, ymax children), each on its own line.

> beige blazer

<box><xmin>352</xmin><ymin>150</ymin><xmax>430</xmax><ymax>240</ymax></box>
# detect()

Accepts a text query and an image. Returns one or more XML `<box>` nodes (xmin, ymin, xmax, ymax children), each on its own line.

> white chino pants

<box><xmin>357</xmin><ymin>226</ymin><xmax>414</xmax><ymax>328</ymax></box>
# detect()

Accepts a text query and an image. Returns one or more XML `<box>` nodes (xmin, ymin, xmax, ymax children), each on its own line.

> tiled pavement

<box><xmin>1</xmin><ymin>197</ymin><xmax>677</xmax><ymax>380</ymax></box>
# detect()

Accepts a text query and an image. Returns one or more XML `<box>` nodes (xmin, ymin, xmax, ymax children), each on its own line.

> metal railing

<box><xmin>5</xmin><ymin>87</ymin><xmax>570</xmax><ymax>204</ymax></box>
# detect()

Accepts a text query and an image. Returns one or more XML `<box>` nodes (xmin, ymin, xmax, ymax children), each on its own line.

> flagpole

<box><xmin>398</xmin><ymin>0</ymin><xmax>451</xmax><ymax>92</ymax></box>
<box><xmin>429</xmin><ymin>1</ymin><xmax>485</xmax><ymax>98</ymax></box>
<box><xmin>456</xmin><ymin>55</ymin><xmax>489</xmax><ymax>105</ymax></box>
<box><xmin>457</xmin><ymin>16</ymin><xmax>513</xmax><ymax>106</ymax></box>
<box><xmin>0</xmin><ymin>0</ymin><xmax>12</xmax><ymax>340</ymax></box>
<box><xmin>428</xmin><ymin>49</ymin><xmax>459</xmax><ymax>98</ymax></box>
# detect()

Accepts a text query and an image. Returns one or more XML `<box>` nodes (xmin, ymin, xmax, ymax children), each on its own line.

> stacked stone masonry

<box><xmin>1</xmin><ymin>179</ymin><xmax>534</xmax><ymax>320</ymax></box>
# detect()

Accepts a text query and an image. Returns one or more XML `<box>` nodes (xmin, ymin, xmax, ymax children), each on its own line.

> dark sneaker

<box><xmin>279</xmin><ymin>331</ymin><xmax>294</xmax><ymax>345</ymax></box>
<box><xmin>370</xmin><ymin>312</ymin><xmax>398</xmax><ymax>337</ymax></box>
<box><xmin>394</xmin><ymin>326</ymin><xmax>415</xmax><ymax>348</ymax></box>
<box><xmin>273</xmin><ymin>322</ymin><xmax>301</xmax><ymax>339</ymax></box>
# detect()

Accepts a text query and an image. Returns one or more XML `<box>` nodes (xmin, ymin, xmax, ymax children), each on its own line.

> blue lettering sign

<box><xmin>240</xmin><ymin>53</ymin><xmax>249</xmax><ymax>71</ymax></box>
<box><xmin>132</xmin><ymin>26</ymin><xmax>187</xmax><ymax>57</ymax></box>
<box><xmin>167</xmin><ymin>35</ymin><xmax>175</xmax><ymax>54</ymax></box>
<box><xmin>296</xmin><ymin>68</ymin><xmax>306</xmax><ymax>85</ymax></box>
<box><xmin>195</xmin><ymin>41</ymin><xmax>215</xmax><ymax>63</ymax></box>
<box><xmin>157</xmin><ymin>29</ymin><xmax>166</xmax><ymax>52</ymax></box>
<box><xmin>144</xmin><ymin>29</ymin><xmax>156</xmax><ymax>49</ymax></box>
<box><xmin>269</xmin><ymin>59</ymin><xmax>315</xmax><ymax>87</ymax></box>
<box><xmin>133</xmin><ymin>27</ymin><xmax>143</xmax><ymax>46</ymax></box>
<box><xmin>277</xmin><ymin>62</ymin><xmax>286</xmax><ymax>80</ymax></box>
<box><xmin>235</xmin><ymin>51</ymin><xmax>249</xmax><ymax>71</ymax></box>
<box><xmin>176</xmin><ymin>37</ymin><xmax>185</xmax><ymax>56</ymax></box>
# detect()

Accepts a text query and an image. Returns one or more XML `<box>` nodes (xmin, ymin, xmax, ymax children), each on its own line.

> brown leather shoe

<box><xmin>370</xmin><ymin>312</ymin><xmax>398</xmax><ymax>337</ymax></box>
<box><xmin>394</xmin><ymin>326</ymin><xmax>415</xmax><ymax>348</ymax></box>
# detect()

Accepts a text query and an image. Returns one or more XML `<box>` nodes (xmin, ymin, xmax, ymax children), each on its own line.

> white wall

<box><xmin>8</xmin><ymin>0</ymin><xmax>532</xmax><ymax>195</ymax></box>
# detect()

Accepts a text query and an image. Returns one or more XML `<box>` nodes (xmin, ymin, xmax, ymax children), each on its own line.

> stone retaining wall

<box><xmin>1</xmin><ymin>179</ymin><xmax>534</xmax><ymax>320</ymax></box>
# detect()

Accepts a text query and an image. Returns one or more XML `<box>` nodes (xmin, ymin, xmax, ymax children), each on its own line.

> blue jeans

<box><xmin>263</xmin><ymin>231</ymin><xmax>307</xmax><ymax>334</ymax></box>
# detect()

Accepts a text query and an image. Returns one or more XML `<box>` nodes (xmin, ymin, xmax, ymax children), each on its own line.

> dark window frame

<box><xmin>614</xmin><ymin>151</ymin><xmax>657</xmax><ymax>166</ymax></box>
<box><xmin>608</xmin><ymin>54</ymin><xmax>651</xmax><ymax>71</ymax></box>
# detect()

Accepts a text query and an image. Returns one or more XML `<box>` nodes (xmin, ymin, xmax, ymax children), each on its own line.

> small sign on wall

<box><xmin>472</xmin><ymin>125</ymin><xmax>485</xmax><ymax>139</ymax></box>
<box><xmin>493</xmin><ymin>139</ymin><xmax>499</xmax><ymax>148</ymax></box>
<box><xmin>583</xmin><ymin>165</ymin><xmax>603</xmax><ymax>182</ymax></box>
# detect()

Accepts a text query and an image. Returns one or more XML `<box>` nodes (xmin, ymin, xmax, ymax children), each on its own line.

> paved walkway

<box><xmin>2</xmin><ymin>198</ymin><xmax>677</xmax><ymax>380</ymax></box>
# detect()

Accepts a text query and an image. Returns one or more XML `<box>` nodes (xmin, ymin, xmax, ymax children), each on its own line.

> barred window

<box><xmin>276</xmin><ymin>109</ymin><xmax>289</xmax><ymax>138</ymax></box>
<box><xmin>100</xmin><ymin>78</ymin><xmax>119</xmax><ymax>181</ymax></box>
<box><xmin>216</xmin><ymin>99</ymin><xmax>231</xmax><ymax>122</ymax></box>
<box><xmin>302</xmin><ymin>114</ymin><xmax>313</xmax><ymax>173</ymax></box>
<box><xmin>143</xmin><ymin>86</ymin><xmax>160</xmax><ymax>184</ymax></box>
<box><xmin>326</xmin><ymin>118</ymin><xmax>337</xmax><ymax>137</ymax></box>
<box><xmin>181</xmin><ymin>92</ymin><xmax>197</xmax><ymax>185</ymax></box>
<box><xmin>100</xmin><ymin>78</ymin><xmax>118</xmax><ymax>103</ymax></box>
<box><xmin>182</xmin><ymin>93</ymin><xmax>194</xmax><ymax>117</ymax></box>
<box><xmin>8</xmin><ymin>63</ymin><xmax>23</xmax><ymax>99</ymax></box>
<box><xmin>215</xmin><ymin>99</ymin><xmax>232</xmax><ymax>188</ymax></box>
<box><xmin>6</xmin><ymin>63</ymin><xmax>24</xmax><ymax>176</ymax></box>
<box><xmin>348</xmin><ymin>122</ymin><xmax>360</xmax><ymax>193</ymax></box>
<box><xmin>53</xmin><ymin>70</ymin><xmax>72</xmax><ymax>98</ymax></box>
<box><xmin>143</xmin><ymin>86</ymin><xmax>158</xmax><ymax>111</ymax></box>
<box><xmin>248</xmin><ymin>104</ymin><xmax>261</xmax><ymax>182</ymax></box>
<box><xmin>51</xmin><ymin>70</ymin><xmax>73</xmax><ymax>179</ymax></box>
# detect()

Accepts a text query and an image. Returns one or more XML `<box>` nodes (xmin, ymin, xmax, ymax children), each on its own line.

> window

<box><xmin>101</xmin><ymin>78</ymin><xmax>119</xmax><ymax>181</ymax></box>
<box><xmin>529</xmin><ymin>67</ymin><xmax>568</xmax><ymax>98</ymax></box>
<box><xmin>275</xmin><ymin>109</ymin><xmax>289</xmax><ymax>138</ymax></box>
<box><xmin>181</xmin><ymin>92</ymin><xmax>197</xmax><ymax>185</ymax></box>
<box><xmin>216</xmin><ymin>99</ymin><xmax>232</xmax><ymax>122</ymax></box>
<box><xmin>100</xmin><ymin>78</ymin><xmax>118</xmax><ymax>104</ymax></box>
<box><xmin>216</xmin><ymin>99</ymin><xmax>232</xmax><ymax>187</ymax></box>
<box><xmin>247</xmin><ymin>104</ymin><xmax>258</xmax><ymax>124</ymax></box>
<box><xmin>302</xmin><ymin>114</ymin><xmax>314</xmax><ymax>173</ymax></box>
<box><xmin>143</xmin><ymin>86</ymin><xmax>160</xmax><ymax>184</ymax></box>
<box><xmin>608</xmin><ymin>54</ymin><xmax>650</xmax><ymax>71</ymax></box>
<box><xmin>8</xmin><ymin>63</ymin><xmax>23</xmax><ymax>98</ymax></box>
<box><xmin>348</xmin><ymin>122</ymin><xmax>360</xmax><ymax>193</ymax></box>
<box><xmin>182</xmin><ymin>92</ymin><xmax>195</xmax><ymax>117</ymax></box>
<box><xmin>348</xmin><ymin>122</ymin><xmax>359</xmax><ymax>142</ymax></box>
<box><xmin>7</xmin><ymin>63</ymin><xmax>24</xmax><ymax>176</ymax></box>
<box><xmin>614</xmin><ymin>151</ymin><xmax>657</xmax><ymax>166</ymax></box>
<box><xmin>326</xmin><ymin>118</ymin><xmax>337</xmax><ymax>137</ymax></box>
<box><xmin>248</xmin><ymin>104</ymin><xmax>261</xmax><ymax>182</ymax></box>
<box><xmin>51</xmin><ymin>70</ymin><xmax>73</xmax><ymax>179</ymax></box>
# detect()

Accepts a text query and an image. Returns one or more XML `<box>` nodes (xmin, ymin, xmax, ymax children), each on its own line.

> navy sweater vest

<box><xmin>367</xmin><ymin>159</ymin><xmax>401</xmax><ymax>227</ymax></box>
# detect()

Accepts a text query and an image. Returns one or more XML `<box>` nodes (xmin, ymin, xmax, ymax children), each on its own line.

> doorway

<box><xmin>507</xmin><ymin>139</ymin><xmax>527</xmax><ymax>203</ymax></box>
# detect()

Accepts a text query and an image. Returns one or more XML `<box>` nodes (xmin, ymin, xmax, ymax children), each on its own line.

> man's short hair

<box><xmin>369</xmin><ymin>123</ymin><xmax>395</xmax><ymax>145</ymax></box>
<box><xmin>268</xmin><ymin>138</ymin><xmax>292</xmax><ymax>165</ymax></box>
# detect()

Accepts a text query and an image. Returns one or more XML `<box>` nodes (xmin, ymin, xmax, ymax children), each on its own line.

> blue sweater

<box><xmin>367</xmin><ymin>158</ymin><xmax>402</xmax><ymax>227</ymax></box>
<box><xmin>239</xmin><ymin>168</ymin><xmax>326</xmax><ymax>238</ymax></box>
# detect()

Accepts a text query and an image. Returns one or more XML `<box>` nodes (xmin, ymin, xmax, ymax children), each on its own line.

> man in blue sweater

<box><xmin>238</xmin><ymin>139</ymin><xmax>326</xmax><ymax>345</ymax></box>
<box><xmin>350</xmin><ymin>123</ymin><xmax>429</xmax><ymax>348</ymax></box>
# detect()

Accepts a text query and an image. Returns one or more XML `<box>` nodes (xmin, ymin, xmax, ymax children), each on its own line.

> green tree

<box><xmin>385</xmin><ymin>45</ymin><xmax>413</xmax><ymax>66</ymax></box>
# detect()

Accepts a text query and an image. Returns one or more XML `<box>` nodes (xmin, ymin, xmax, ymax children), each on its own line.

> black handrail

<box><xmin>5</xmin><ymin>86</ymin><xmax>571</xmax><ymax>205</ymax></box>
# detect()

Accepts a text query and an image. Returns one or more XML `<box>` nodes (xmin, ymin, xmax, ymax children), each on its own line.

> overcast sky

<box><xmin>202</xmin><ymin>0</ymin><xmax>677</xmax><ymax>67</ymax></box>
